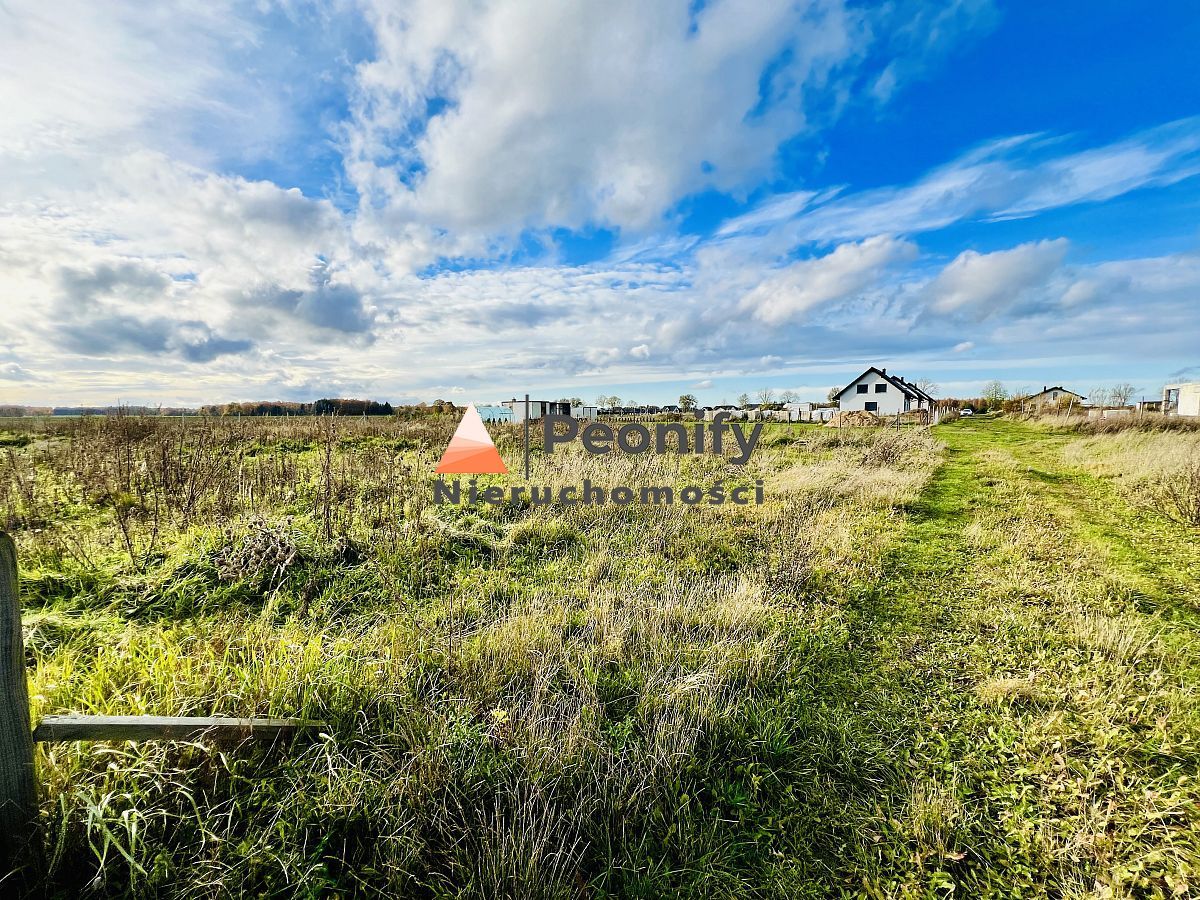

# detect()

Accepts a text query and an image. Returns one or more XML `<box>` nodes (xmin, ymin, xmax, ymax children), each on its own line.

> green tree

<box><xmin>678</xmin><ymin>394</ymin><xmax>697</xmax><ymax>412</ymax></box>
<box><xmin>981</xmin><ymin>380</ymin><xmax>1008</xmax><ymax>408</ymax></box>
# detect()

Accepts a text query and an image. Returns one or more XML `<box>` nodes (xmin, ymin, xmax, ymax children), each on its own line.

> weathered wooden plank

<box><xmin>33</xmin><ymin>715</ymin><xmax>325</xmax><ymax>743</ymax></box>
<box><xmin>0</xmin><ymin>532</ymin><xmax>38</xmax><ymax>879</ymax></box>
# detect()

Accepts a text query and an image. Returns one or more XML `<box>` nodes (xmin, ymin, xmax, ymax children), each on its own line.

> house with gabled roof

<box><xmin>833</xmin><ymin>367</ymin><xmax>933</xmax><ymax>416</ymax></box>
<box><xmin>1024</xmin><ymin>386</ymin><xmax>1085</xmax><ymax>410</ymax></box>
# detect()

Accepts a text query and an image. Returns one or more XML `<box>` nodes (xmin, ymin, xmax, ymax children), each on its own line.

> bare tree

<box><xmin>756</xmin><ymin>388</ymin><xmax>776</xmax><ymax>405</ymax></box>
<box><xmin>737</xmin><ymin>393</ymin><xmax>750</xmax><ymax>408</ymax></box>
<box><xmin>916</xmin><ymin>379</ymin><xmax>939</xmax><ymax>397</ymax></box>
<box><xmin>1089</xmin><ymin>386</ymin><xmax>1110</xmax><ymax>408</ymax></box>
<box><xmin>1109</xmin><ymin>383</ymin><xmax>1137</xmax><ymax>407</ymax></box>
<box><xmin>779</xmin><ymin>390</ymin><xmax>798</xmax><ymax>404</ymax></box>
<box><xmin>827</xmin><ymin>387</ymin><xmax>841</xmax><ymax>402</ymax></box>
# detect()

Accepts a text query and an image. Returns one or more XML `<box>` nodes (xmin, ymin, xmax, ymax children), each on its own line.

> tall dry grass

<box><xmin>0</xmin><ymin>416</ymin><xmax>944</xmax><ymax>897</ymax></box>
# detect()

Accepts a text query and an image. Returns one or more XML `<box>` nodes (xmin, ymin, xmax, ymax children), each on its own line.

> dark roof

<box><xmin>834</xmin><ymin>367</ymin><xmax>923</xmax><ymax>401</ymax></box>
<box><xmin>1032</xmin><ymin>386</ymin><xmax>1084</xmax><ymax>398</ymax></box>
<box><xmin>895</xmin><ymin>375</ymin><xmax>935</xmax><ymax>403</ymax></box>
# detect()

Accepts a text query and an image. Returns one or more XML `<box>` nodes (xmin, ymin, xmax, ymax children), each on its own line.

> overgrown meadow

<box><xmin>2</xmin><ymin>413</ymin><xmax>1199</xmax><ymax>898</ymax></box>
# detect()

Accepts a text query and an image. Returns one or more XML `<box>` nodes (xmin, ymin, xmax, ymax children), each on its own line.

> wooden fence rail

<box><xmin>0</xmin><ymin>531</ymin><xmax>325</xmax><ymax>883</ymax></box>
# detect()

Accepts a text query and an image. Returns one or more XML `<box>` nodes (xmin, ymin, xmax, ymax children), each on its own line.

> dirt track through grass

<box><xmin>835</xmin><ymin>417</ymin><xmax>1200</xmax><ymax>897</ymax></box>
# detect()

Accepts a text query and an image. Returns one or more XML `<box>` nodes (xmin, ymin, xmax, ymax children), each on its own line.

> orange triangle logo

<box><xmin>436</xmin><ymin>403</ymin><xmax>509</xmax><ymax>474</ymax></box>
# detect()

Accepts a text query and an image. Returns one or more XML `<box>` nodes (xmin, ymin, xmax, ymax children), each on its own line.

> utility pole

<box><xmin>524</xmin><ymin>393</ymin><xmax>530</xmax><ymax>480</ymax></box>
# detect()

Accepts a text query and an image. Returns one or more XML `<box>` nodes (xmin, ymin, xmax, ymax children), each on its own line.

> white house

<box><xmin>833</xmin><ymin>368</ymin><xmax>933</xmax><ymax>416</ymax></box>
<box><xmin>1164</xmin><ymin>383</ymin><xmax>1200</xmax><ymax>417</ymax></box>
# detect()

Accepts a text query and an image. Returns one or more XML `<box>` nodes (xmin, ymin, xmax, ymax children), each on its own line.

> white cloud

<box><xmin>718</xmin><ymin>118</ymin><xmax>1200</xmax><ymax>245</ymax></box>
<box><xmin>345</xmin><ymin>0</ymin><xmax>876</xmax><ymax>238</ymax></box>
<box><xmin>925</xmin><ymin>239</ymin><xmax>1068</xmax><ymax>319</ymax></box>
<box><xmin>739</xmin><ymin>235</ymin><xmax>917</xmax><ymax>324</ymax></box>
<box><xmin>952</xmin><ymin>341</ymin><xmax>975</xmax><ymax>352</ymax></box>
<box><xmin>1</xmin><ymin>0</ymin><xmax>1195</xmax><ymax>405</ymax></box>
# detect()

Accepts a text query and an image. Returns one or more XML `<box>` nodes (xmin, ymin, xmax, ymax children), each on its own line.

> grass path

<box><xmin>824</xmin><ymin>418</ymin><xmax>1200</xmax><ymax>897</ymax></box>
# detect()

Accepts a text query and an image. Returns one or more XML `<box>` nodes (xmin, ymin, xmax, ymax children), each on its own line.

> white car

<box><xmin>960</xmin><ymin>408</ymin><xmax>974</xmax><ymax>417</ymax></box>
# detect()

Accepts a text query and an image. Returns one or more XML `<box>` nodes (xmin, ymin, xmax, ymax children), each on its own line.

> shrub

<box><xmin>1145</xmin><ymin>455</ymin><xmax>1200</xmax><ymax>526</ymax></box>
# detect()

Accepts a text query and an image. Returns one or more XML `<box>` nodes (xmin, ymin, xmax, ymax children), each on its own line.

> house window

<box><xmin>856</xmin><ymin>384</ymin><xmax>868</xmax><ymax>394</ymax></box>
<box><xmin>865</xmin><ymin>401</ymin><xmax>878</xmax><ymax>412</ymax></box>
<box><xmin>1051</xmin><ymin>392</ymin><xmax>1058</xmax><ymax>399</ymax></box>
<box><xmin>875</xmin><ymin>384</ymin><xmax>887</xmax><ymax>393</ymax></box>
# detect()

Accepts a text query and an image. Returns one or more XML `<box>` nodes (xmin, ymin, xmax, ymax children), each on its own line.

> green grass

<box><xmin>3</xmin><ymin>414</ymin><xmax>1199</xmax><ymax>898</ymax></box>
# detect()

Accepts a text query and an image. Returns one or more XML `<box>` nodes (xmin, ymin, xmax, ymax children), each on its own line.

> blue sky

<box><xmin>1</xmin><ymin>0</ymin><xmax>1197</xmax><ymax>407</ymax></box>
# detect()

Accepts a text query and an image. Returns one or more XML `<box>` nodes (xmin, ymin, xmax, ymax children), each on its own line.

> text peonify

<box><xmin>542</xmin><ymin>412</ymin><xmax>762</xmax><ymax>465</ymax></box>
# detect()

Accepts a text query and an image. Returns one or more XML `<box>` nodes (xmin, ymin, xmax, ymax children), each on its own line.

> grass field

<box><xmin>2</xmin><ymin>413</ymin><xmax>1199</xmax><ymax>898</ymax></box>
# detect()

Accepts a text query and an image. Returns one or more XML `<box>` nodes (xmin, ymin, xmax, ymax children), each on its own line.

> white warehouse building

<box><xmin>833</xmin><ymin>367</ymin><xmax>934</xmax><ymax>416</ymax></box>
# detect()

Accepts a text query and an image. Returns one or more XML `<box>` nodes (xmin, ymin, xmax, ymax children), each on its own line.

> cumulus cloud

<box><xmin>739</xmin><ymin>235</ymin><xmax>918</xmax><ymax>324</ymax></box>
<box><xmin>345</xmin><ymin>0</ymin><xmax>871</xmax><ymax>236</ymax></box>
<box><xmin>1</xmin><ymin>0</ymin><xmax>1196</xmax><ymax>405</ymax></box>
<box><xmin>48</xmin><ymin>262</ymin><xmax>254</xmax><ymax>362</ymax></box>
<box><xmin>241</xmin><ymin>275</ymin><xmax>375</xmax><ymax>336</ymax></box>
<box><xmin>344</xmin><ymin>0</ymin><xmax>996</xmax><ymax>243</ymax></box>
<box><xmin>924</xmin><ymin>239</ymin><xmax>1068</xmax><ymax>319</ymax></box>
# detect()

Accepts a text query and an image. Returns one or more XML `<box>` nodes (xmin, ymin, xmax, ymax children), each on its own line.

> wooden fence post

<box><xmin>0</xmin><ymin>532</ymin><xmax>38</xmax><ymax>880</ymax></box>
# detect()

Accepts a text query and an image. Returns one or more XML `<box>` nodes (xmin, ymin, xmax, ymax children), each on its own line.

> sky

<box><xmin>1</xmin><ymin>0</ymin><xmax>1198</xmax><ymax>408</ymax></box>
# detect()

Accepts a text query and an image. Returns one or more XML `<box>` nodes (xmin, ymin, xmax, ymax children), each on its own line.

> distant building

<box><xmin>1024</xmin><ymin>386</ymin><xmax>1085</xmax><ymax>410</ymax></box>
<box><xmin>502</xmin><ymin>399</ymin><xmax>570</xmax><ymax>422</ymax></box>
<box><xmin>833</xmin><ymin>367</ymin><xmax>933</xmax><ymax>416</ymax></box>
<box><xmin>1163</xmin><ymin>383</ymin><xmax>1200</xmax><ymax>417</ymax></box>
<box><xmin>475</xmin><ymin>405</ymin><xmax>513</xmax><ymax>423</ymax></box>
